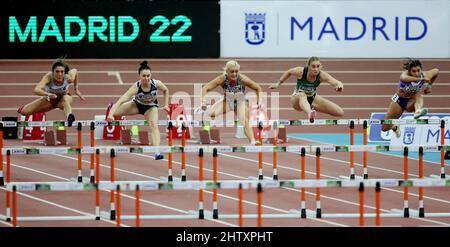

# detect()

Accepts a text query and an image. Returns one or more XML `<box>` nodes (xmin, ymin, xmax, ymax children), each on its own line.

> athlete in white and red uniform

<box><xmin>17</xmin><ymin>58</ymin><xmax>85</xmax><ymax>127</ymax></box>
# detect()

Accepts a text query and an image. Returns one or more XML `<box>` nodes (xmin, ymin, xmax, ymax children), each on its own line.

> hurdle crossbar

<box><xmin>5</xmin><ymin>178</ymin><xmax>450</xmax><ymax>192</ymax></box>
<box><xmin>1</xmin><ymin>118</ymin><xmax>447</xmax><ymax>127</ymax></box>
<box><xmin>2</xmin><ymin>145</ymin><xmax>450</xmax><ymax>155</ymax></box>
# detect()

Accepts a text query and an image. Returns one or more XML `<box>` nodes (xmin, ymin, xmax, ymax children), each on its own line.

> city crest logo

<box><xmin>245</xmin><ymin>13</ymin><xmax>266</xmax><ymax>45</ymax></box>
<box><xmin>403</xmin><ymin>127</ymin><xmax>415</xmax><ymax>144</ymax></box>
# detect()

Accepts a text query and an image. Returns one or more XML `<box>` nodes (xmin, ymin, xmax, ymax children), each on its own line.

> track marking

<box><xmin>6</xmin><ymin>160</ymin><xmax>235</xmax><ymax>226</ymax></box>
<box><xmin>107</xmin><ymin>71</ymin><xmax>123</xmax><ymax>85</ymax></box>
<box><xmin>53</xmin><ymin>153</ymin><xmax>347</xmax><ymax>226</ymax></box>
<box><xmin>0</xmin><ymin>186</ymin><xmax>126</xmax><ymax>227</ymax></box>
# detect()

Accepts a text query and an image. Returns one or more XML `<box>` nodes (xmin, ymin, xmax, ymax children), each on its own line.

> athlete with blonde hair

<box><xmin>200</xmin><ymin>60</ymin><xmax>262</xmax><ymax>145</ymax></box>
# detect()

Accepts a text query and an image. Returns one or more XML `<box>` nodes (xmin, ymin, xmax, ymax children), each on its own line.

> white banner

<box><xmin>390</xmin><ymin>114</ymin><xmax>450</xmax><ymax>146</ymax></box>
<box><xmin>220</xmin><ymin>0</ymin><xmax>450</xmax><ymax>58</ymax></box>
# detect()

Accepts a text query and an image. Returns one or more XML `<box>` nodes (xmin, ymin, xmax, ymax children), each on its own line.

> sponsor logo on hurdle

<box><xmin>116</xmin><ymin>147</ymin><xmax>130</xmax><ymax>153</ymax></box>
<box><xmin>18</xmin><ymin>184</ymin><xmax>35</xmax><ymax>191</ymax></box>
<box><xmin>403</xmin><ymin>127</ymin><xmax>416</xmax><ymax>144</ymax></box>
<box><xmin>11</xmin><ymin>148</ymin><xmax>26</xmax><ymax>155</ymax></box>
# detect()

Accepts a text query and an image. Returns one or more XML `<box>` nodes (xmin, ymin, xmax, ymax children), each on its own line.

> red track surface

<box><xmin>0</xmin><ymin>59</ymin><xmax>449</xmax><ymax>227</ymax></box>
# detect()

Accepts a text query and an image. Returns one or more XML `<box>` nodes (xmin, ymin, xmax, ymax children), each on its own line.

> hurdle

<box><xmin>349</xmin><ymin>120</ymin><xmax>355</xmax><ymax>180</ymax></box>
<box><xmin>272</xmin><ymin>121</ymin><xmax>278</xmax><ymax>180</ymax></box>
<box><xmin>77</xmin><ymin>122</ymin><xmax>82</xmax><ymax>183</ymax></box>
<box><xmin>258</xmin><ymin>122</ymin><xmax>263</xmax><ymax>180</ymax></box>
<box><xmin>3</xmin><ymin>118</ymin><xmax>449</xmax><ymax>127</ymax></box>
<box><xmin>315</xmin><ymin>147</ymin><xmax>321</xmax><ymax>218</ymax></box>
<box><xmin>0</xmin><ymin>123</ymin><xmax>3</xmax><ymax>186</ymax></box>
<box><xmin>90</xmin><ymin>122</ymin><xmax>95</xmax><ymax>183</ymax></box>
<box><xmin>300</xmin><ymin>147</ymin><xmax>306</xmax><ymax>218</ymax></box>
<box><xmin>198</xmin><ymin>148</ymin><xmax>205</xmax><ymax>219</ymax></box>
<box><xmin>181</xmin><ymin>123</ymin><xmax>187</xmax><ymax>182</ymax></box>
<box><xmin>441</xmin><ymin>120</ymin><xmax>446</xmax><ymax>178</ymax></box>
<box><xmin>212</xmin><ymin>148</ymin><xmax>219</xmax><ymax>219</ymax></box>
<box><xmin>5</xmin><ymin>150</ymin><xmax>11</xmax><ymax>222</ymax></box>
<box><xmin>109</xmin><ymin>149</ymin><xmax>116</xmax><ymax>220</ymax></box>
<box><xmin>3</xmin><ymin>118</ymin><xmax>446</xmax><ymax>181</ymax></box>
<box><xmin>5</xmin><ymin>177</ymin><xmax>450</xmax><ymax>227</ymax></box>
<box><xmin>167</xmin><ymin>122</ymin><xmax>173</xmax><ymax>182</ymax></box>
<box><xmin>359</xmin><ymin>182</ymin><xmax>364</xmax><ymax>227</ymax></box>
<box><xmin>95</xmin><ymin>149</ymin><xmax>101</xmax><ymax>220</ymax></box>
<box><xmin>418</xmin><ymin>147</ymin><xmax>425</xmax><ymax>218</ymax></box>
<box><xmin>403</xmin><ymin>147</ymin><xmax>410</xmax><ymax>217</ymax></box>
<box><xmin>363</xmin><ymin>120</ymin><xmax>368</xmax><ymax>179</ymax></box>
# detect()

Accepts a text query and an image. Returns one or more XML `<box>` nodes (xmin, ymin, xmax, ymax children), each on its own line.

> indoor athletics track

<box><xmin>0</xmin><ymin>58</ymin><xmax>449</xmax><ymax>227</ymax></box>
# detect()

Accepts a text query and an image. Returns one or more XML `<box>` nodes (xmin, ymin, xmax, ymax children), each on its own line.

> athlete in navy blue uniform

<box><xmin>17</xmin><ymin>58</ymin><xmax>85</xmax><ymax>127</ymax></box>
<box><xmin>107</xmin><ymin>61</ymin><xmax>169</xmax><ymax>160</ymax></box>
<box><xmin>382</xmin><ymin>59</ymin><xmax>439</xmax><ymax>138</ymax></box>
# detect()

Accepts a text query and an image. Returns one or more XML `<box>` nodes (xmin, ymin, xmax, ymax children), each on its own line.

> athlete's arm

<box><xmin>400</xmin><ymin>70</ymin><xmax>423</xmax><ymax>83</ymax></box>
<box><xmin>321</xmin><ymin>71</ymin><xmax>344</xmax><ymax>92</ymax></box>
<box><xmin>67</xmin><ymin>68</ymin><xmax>85</xmax><ymax>100</ymax></box>
<box><xmin>241</xmin><ymin>74</ymin><xmax>262</xmax><ymax>106</ymax></box>
<box><xmin>107</xmin><ymin>84</ymin><xmax>138</xmax><ymax>120</ymax></box>
<box><xmin>34</xmin><ymin>73</ymin><xmax>56</xmax><ymax>98</ymax></box>
<box><xmin>201</xmin><ymin>75</ymin><xmax>223</xmax><ymax>108</ymax></box>
<box><xmin>423</xmin><ymin>68</ymin><xmax>439</xmax><ymax>94</ymax></box>
<box><xmin>269</xmin><ymin>67</ymin><xmax>303</xmax><ymax>89</ymax></box>
<box><xmin>156</xmin><ymin>80</ymin><xmax>170</xmax><ymax>112</ymax></box>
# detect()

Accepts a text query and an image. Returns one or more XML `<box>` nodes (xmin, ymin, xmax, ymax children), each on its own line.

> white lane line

<box><xmin>54</xmin><ymin>153</ymin><xmax>347</xmax><ymax>226</ymax></box>
<box><xmin>107</xmin><ymin>71</ymin><xmax>123</xmax><ymax>85</ymax></box>
<box><xmin>135</xmin><ymin>152</ymin><xmax>450</xmax><ymax>226</ymax></box>
<box><xmin>7</xmin><ymin>160</ymin><xmax>235</xmax><ymax>227</ymax></box>
<box><xmin>1</xmin><ymin>163</ymin><xmax>126</xmax><ymax>227</ymax></box>
<box><xmin>0</xmin><ymin>186</ymin><xmax>126</xmax><ymax>227</ymax></box>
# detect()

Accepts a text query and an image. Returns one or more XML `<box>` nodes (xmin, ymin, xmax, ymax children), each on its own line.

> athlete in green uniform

<box><xmin>269</xmin><ymin>57</ymin><xmax>344</xmax><ymax>123</ymax></box>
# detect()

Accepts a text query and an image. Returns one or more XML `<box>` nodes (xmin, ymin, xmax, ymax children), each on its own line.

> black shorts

<box><xmin>133</xmin><ymin>100</ymin><xmax>158</xmax><ymax>115</ymax></box>
<box><xmin>307</xmin><ymin>93</ymin><xmax>316</xmax><ymax>107</ymax></box>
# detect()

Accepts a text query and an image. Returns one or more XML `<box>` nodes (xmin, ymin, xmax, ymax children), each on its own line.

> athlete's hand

<box><xmin>422</xmin><ymin>76</ymin><xmax>431</xmax><ymax>83</ymax></box>
<box><xmin>106</xmin><ymin>115</ymin><xmax>114</xmax><ymax>123</ymax></box>
<box><xmin>75</xmin><ymin>89</ymin><xmax>86</xmax><ymax>101</ymax></box>
<box><xmin>268</xmin><ymin>82</ymin><xmax>280</xmax><ymax>89</ymax></box>
<box><xmin>334</xmin><ymin>82</ymin><xmax>344</xmax><ymax>92</ymax></box>
<box><xmin>162</xmin><ymin>105</ymin><xmax>170</xmax><ymax>113</ymax></box>
<box><xmin>201</xmin><ymin>102</ymin><xmax>208</xmax><ymax>111</ymax></box>
<box><xmin>46</xmin><ymin>93</ymin><xmax>57</xmax><ymax>100</ymax></box>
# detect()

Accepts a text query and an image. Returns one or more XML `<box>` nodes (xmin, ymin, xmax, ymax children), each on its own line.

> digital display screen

<box><xmin>0</xmin><ymin>1</ymin><xmax>219</xmax><ymax>58</ymax></box>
